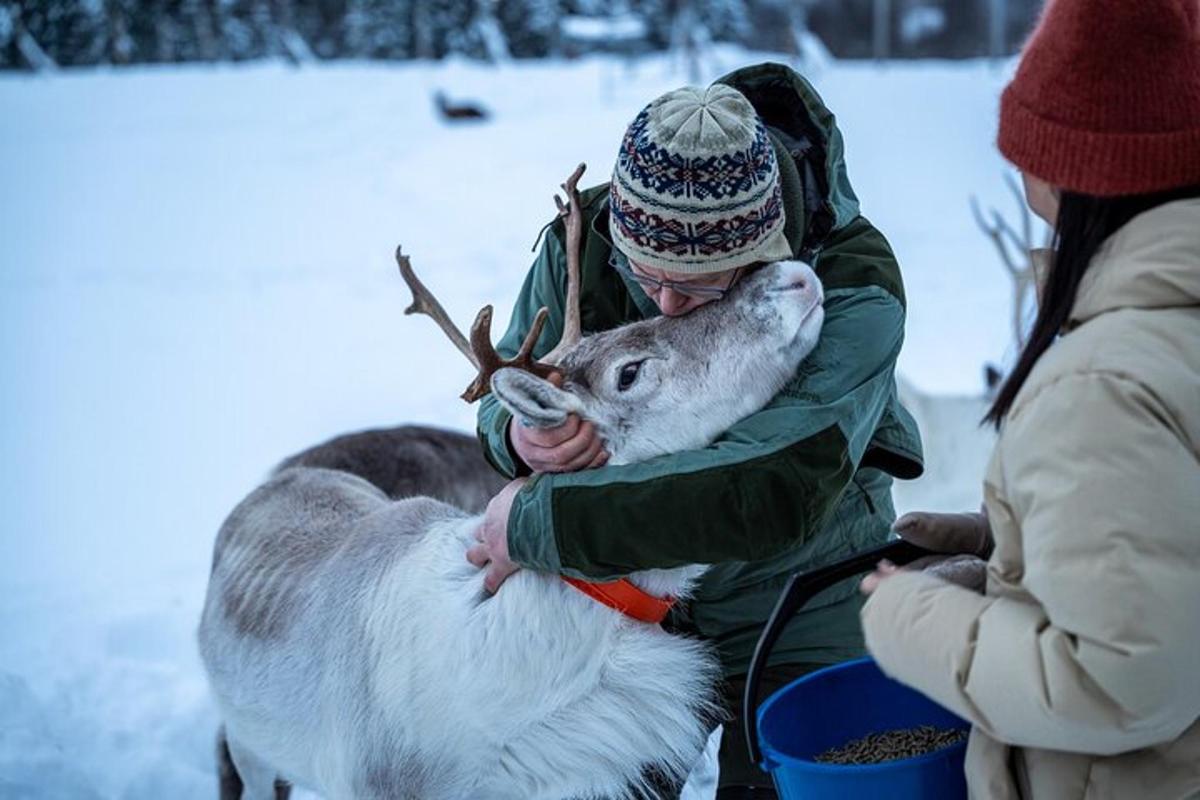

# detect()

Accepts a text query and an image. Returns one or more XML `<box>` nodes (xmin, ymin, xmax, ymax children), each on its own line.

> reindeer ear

<box><xmin>491</xmin><ymin>368</ymin><xmax>582</xmax><ymax>429</ymax></box>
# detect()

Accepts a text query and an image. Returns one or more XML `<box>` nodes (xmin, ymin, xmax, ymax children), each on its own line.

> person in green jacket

<box><xmin>467</xmin><ymin>63</ymin><xmax>923</xmax><ymax>799</ymax></box>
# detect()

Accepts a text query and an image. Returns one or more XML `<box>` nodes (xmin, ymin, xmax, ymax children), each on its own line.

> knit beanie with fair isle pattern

<box><xmin>609</xmin><ymin>84</ymin><xmax>794</xmax><ymax>275</ymax></box>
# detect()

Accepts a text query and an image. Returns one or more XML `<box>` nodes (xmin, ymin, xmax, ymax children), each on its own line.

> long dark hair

<box><xmin>984</xmin><ymin>183</ymin><xmax>1200</xmax><ymax>428</ymax></box>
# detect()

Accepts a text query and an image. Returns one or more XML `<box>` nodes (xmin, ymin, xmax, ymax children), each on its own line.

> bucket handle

<box><xmin>742</xmin><ymin>538</ymin><xmax>933</xmax><ymax>768</ymax></box>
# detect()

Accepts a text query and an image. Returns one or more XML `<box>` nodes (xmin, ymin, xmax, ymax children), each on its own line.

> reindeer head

<box><xmin>491</xmin><ymin>261</ymin><xmax>824</xmax><ymax>465</ymax></box>
<box><xmin>397</xmin><ymin>164</ymin><xmax>823</xmax><ymax>465</ymax></box>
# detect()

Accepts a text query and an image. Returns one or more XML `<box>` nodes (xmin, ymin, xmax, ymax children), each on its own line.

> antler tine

<box><xmin>970</xmin><ymin>196</ymin><xmax>1021</xmax><ymax>276</ymax></box>
<box><xmin>970</xmin><ymin>178</ymin><xmax>1042</xmax><ymax>350</ymax></box>
<box><xmin>396</xmin><ymin>246</ymin><xmax>559</xmax><ymax>402</ymax></box>
<box><xmin>468</xmin><ymin>305</ymin><xmax>502</xmax><ymax>372</ymax></box>
<box><xmin>993</xmin><ymin>213</ymin><xmax>1028</xmax><ymax>266</ymax></box>
<box><xmin>968</xmin><ymin>195</ymin><xmax>991</xmax><ymax>239</ymax></box>
<box><xmin>1003</xmin><ymin>172</ymin><xmax>1033</xmax><ymax>249</ymax></box>
<box><xmin>460</xmin><ymin>305</ymin><xmax>554</xmax><ymax>402</ymax></box>
<box><xmin>515</xmin><ymin>307</ymin><xmax>552</xmax><ymax>362</ymax></box>
<box><xmin>541</xmin><ymin>162</ymin><xmax>587</xmax><ymax>366</ymax></box>
<box><xmin>395</xmin><ymin>247</ymin><xmax>478</xmax><ymax>368</ymax></box>
<box><xmin>399</xmin><ymin>164</ymin><xmax>587</xmax><ymax>403</ymax></box>
<box><xmin>461</xmin><ymin>306</ymin><xmax>499</xmax><ymax>402</ymax></box>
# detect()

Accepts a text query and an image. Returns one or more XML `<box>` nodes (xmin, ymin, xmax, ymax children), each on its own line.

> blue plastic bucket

<box><xmin>756</xmin><ymin>657</ymin><xmax>968</xmax><ymax>799</ymax></box>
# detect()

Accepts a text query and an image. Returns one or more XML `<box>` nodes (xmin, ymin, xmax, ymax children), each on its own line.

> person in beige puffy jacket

<box><xmin>858</xmin><ymin>0</ymin><xmax>1200</xmax><ymax>797</ymax></box>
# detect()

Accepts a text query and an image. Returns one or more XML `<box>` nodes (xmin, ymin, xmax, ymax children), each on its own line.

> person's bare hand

<box><xmin>509</xmin><ymin>376</ymin><xmax>608</xmax><ymax>472</ymax></box>
<box><xmin>466</xmin><ymin>478</ymin><xmax>527</xmax><ymax>594</ymax></box>
<box><xmin>860</xmin><ymin>559</ymin><xmax>902</xmax><ymax>595</ymax></box>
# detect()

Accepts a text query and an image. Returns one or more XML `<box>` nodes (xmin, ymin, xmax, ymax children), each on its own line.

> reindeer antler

<box><xmin>970</xmin><ymin>173</ymin><xmax>1045</xmax><ymax>350</ymax></box>
<box><xmin>396</xmin><ymin>247</ymin><xmax>477</xmax><ymax>366</ymax></box>
<box><xmin>542</xmin><ymin>162</ymin><xmax>587</xmax><ymax>365</ymax></box>
<box><xmin>395</xmin><ymin>163</ymin><xmax>588</xmax><ymax>403</ymax></box>
<box><xmin>460</xmin><ymin>305</ymin><xmax>555</xmax><ymax>402</ymax></box>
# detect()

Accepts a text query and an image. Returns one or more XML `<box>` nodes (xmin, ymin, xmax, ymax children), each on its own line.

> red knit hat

<box><xmin>998</xmin><ymin>0</ymin><xmax>1200</xmax><ymax>196</ymax></box>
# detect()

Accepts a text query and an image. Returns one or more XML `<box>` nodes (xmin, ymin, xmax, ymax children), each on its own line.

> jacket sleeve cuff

<box><xmin>506</xmin><ymin>475</ymin><xmax>563</xmax><ymax>574</ymax></box>
<box><xmin>477</xmin><ymin>403</ymin><xmax>530</xmax><ymax>479</ymax></box>
<box><xmin>861</xmin><ymin>570</ymin><xmax>996</xmax><ymax>727</ymax></box>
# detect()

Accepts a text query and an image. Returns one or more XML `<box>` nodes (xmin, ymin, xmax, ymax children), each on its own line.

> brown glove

<box><xmin>893</xmin><ymin>508</ymin><xmax>993</xmax><ymax>559</ymax></box>
<box><xmin>908</xmin><ymin>554</ymin><xmax>988</xmax><ymax>593</ymax></box>
<box><xmin>894</xmin><ymin>509</ymin><xmax>993</xmax><ymax>593</ymax></box>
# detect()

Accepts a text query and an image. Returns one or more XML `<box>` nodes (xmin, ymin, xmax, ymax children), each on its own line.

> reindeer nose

<box><xmin>773</xmin><ymin>262</ymin><xmax>819</xmax><ymax>296</ymax></box>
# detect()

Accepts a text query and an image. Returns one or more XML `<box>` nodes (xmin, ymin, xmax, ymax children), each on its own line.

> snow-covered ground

<box><xmin>1</xmin><ymin>48</ymin><xmax>1023</xmax><ymax>798</ymax></box>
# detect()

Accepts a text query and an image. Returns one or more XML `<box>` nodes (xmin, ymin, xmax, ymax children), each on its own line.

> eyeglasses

<box><xmin>609</xmin><ymin>253</ymin><xmax>742</xmax><ymax>301</ymax></box>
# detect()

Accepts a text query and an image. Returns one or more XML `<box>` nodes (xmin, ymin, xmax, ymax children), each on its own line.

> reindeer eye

<box><xmin>617</xmin><ymin>360</ymin><xmax>644</xmax><ymax>392</ymax></box>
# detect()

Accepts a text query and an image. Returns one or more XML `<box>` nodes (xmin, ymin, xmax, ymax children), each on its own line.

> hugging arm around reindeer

<box><xmin>476</xmin><ymin>207</ymin><xmax>924</xmax><ymax>673</ymax></box>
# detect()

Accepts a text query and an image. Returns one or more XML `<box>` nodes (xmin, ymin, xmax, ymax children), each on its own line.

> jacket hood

<box><xmin>716</xmin><ymin>62</ymin><xmax>862</xmax><ymax>259</ymax></box>
<box><xmin>1071</xmin><ymin>197</ymin><xmax>1200</xmax><ymax>326</ymax></box>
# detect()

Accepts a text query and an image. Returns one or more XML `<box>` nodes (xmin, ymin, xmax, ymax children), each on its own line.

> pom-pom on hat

<box><xmin>998</xmin><ymin>0</ymin><xmax>1200</xmax><ymax>197</ymax></box>
<box><xmin>609</xmin><ymin>84</ymin><xmax>794</xmax><ymax>275</ymax></box>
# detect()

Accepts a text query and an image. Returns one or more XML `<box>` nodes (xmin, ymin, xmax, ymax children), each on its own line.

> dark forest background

<box><xmin>1</xmin><ymin>0</ymin><xmax>1042</xmax><ymax>70</ymax></box>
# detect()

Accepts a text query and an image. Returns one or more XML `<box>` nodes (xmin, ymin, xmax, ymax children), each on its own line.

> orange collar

<box><xmin>561</xmin><ymin>576</ymin><xmax>676</xmax><ymax>624</ymax></box>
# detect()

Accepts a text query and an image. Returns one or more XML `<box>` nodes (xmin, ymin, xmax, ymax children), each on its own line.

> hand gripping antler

<box><xmin>396</xmin><ymin>163</ymin><xmax>588</xmax><ymax>402</ymax></box>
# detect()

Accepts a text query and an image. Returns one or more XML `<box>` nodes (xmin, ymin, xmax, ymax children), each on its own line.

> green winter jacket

<box><xmin>477</xmin><ymin>63</ymin><xmax>924</xmax><ymax>677</ymax></box>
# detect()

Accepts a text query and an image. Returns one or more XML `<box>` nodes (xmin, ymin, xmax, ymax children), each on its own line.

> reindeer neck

<box><xmin>624</xmin><ymin>565</ymin><xmax>706</xmax><ymax>602</ymax></box>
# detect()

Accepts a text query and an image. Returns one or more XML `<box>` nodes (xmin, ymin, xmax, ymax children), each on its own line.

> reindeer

<box><xmin>275</xmin><ymin>425</ymin><xmax>507</xmax><ymax>514</ymax></box>
<box><xmin>198</xmin><ymin>166</ymin><xmax>826</xmax><ymax>800</ymax></box>
<box><xmin>433</xmin><ymin>90</ymin><xmax>490</xmax><ymax>123</ymax></box>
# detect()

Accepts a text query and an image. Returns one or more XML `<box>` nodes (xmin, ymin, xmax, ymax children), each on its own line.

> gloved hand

<box><xmin>910</xmin><ymin>554</ymin><xmax>988</xmax><ymax>593</ymax></box>
<box><xmin>893</xmin><ymin>508</ymin><xmax>993</xmax><ymax>593</ymax></box>
<box><xmin>893</xmin><ymin>508</ymin><xmax>993</xmax><ymax>558</ymax></box>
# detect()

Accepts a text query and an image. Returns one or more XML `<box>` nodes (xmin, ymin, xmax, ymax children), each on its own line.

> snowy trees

<box><xmin>808</xmin><ymin>0</ymin><xmax>1043</xmax><ymax>60</ymax></box>
<box><xmin>0</xmin><ymin>0</ymin><xmax>1041</xmax><ymax>70</ymax></box>
<box><xmin>498</xmin><ymin>0</ymin><xmax>560</xmax><ymax>58</ymax></box>
<box><xmin>344</xmin><ymin>0</ymin><xmax>411</xmax><ymax>59</ymax></box>
<box><xmin>0</xmin><ymin>0</ymin><xmax>748</xmax><ymax>69</ymax></box>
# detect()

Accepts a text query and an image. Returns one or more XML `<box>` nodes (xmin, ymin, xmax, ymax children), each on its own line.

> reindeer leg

<box><xmin>217</xmin><ymin>726</ymin><xmax>244</xmax><ymax>800</ymax></box>
<box><xmin>225</xmin><ymin>733</ymin><xmax>285</xmax><ymax>800</ymax></box>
